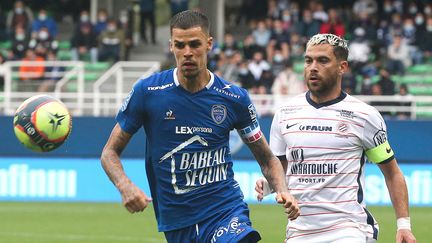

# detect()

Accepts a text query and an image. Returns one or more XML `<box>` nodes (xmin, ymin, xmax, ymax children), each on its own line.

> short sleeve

<box><xmin>269</xmin><ymin>110</ymin><xmax>286</xmax><ymax>157</ymax></box>
<box><xmin>116</xmin><ymin>80</ymin><xmax>145</xmax><ymax>134</ymax></box>
<box><xmin>362</xmin><ymin>108</ymin><xmax>394</xmax><ymax>164</ymax></box>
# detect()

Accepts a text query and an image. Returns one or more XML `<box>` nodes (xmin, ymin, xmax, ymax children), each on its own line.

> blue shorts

<box><xmin>164</xmin><ymin>202</ymin><xmax>261</xmax><ymax>243</ymax></box>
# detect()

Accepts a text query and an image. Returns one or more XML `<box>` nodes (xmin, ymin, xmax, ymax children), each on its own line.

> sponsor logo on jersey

<box><xmin>211</xmin><ymin>217</ymin><xmax>248</xmax><ymax>243</ymax></box>
<box><xmin>291</xmin><ymin>149</ymin><xmax>304</xmax><ymax>162</ymax></box>
<box><xmin>147</xmin><ymin>82</ymin><xmax>174</xmax><ymax>91</ymax></box>
<box><xmin>299</xmin><ymin>125</ymin><xmax>333</xmax><ymax>131</ymax></box>
<box><xmin>213</xmin><ymin>86</ymin><xmax>241</xmax><ymax>99</ymax></box>
<box><xmin>290</xmin><ymin>163</ymin><xmax>338</xmax><ymax>175</ymax></box>
<box><xmin>338</xmin><ymin>109</ymin><xmax>355</xmax><ymax>119</ymax></box>
<box><xmin>175</xmin><ymin>126</ymin><xmax>213</xmax><ymax>134</ymax></box>
<box><xmin>286</xmin><ymin>122</ymin><xmax>299</xmax><ymax>130</ymax></box>
<box><xmin>179</xmin><ymin>147</ymin><xmax>229</xmax><ymax>189</ymax></box>
<box><xmin>120</xmin><ymin>89</ymin><xmax>134</xmax><ymax>112</ymax></box>
<box><xmin>222</xmin><ymin>84</ymin><xmax>232</xmax><ymax>89</ymax></box>
<box><xmin>211</xmin><ymin>104</ymin><xmax>227</xmax><ymax>124</ymax></box>
<box><xmin>164</xmin><ymin>109</ymin><xmax>175</xmax><ymax>120</ymax></box>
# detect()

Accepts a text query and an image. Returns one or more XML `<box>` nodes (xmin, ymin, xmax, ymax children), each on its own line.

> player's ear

<box><xmin>169</xmin><ymin>39</ymin><xmax>173</xmax><ymax>53</ymax></box>
<box><xmin>339</xmin><ymin>60</ymin><xmax>348</xmax><ymax>75</ymax></box>
<box><xmin>207</xmin><ymin>36</ymin><xmax>213</xmax><ymax>52</ymax></box>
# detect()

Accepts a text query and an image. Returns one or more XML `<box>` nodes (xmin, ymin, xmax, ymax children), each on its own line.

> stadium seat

<box><xmin>58</xmin><ymin>41</ymin><xmax>71</xmax><ymax>50</ymax></box>
<box><xmin>85</xmin><ymin>62</ymin><xmax>111</xmax><ymax>71</ymax></box>
<box><xmin>57</xmin><ymin>50</ymin><xmax>72</xmax><ymax>60</ymax></box>
<box><xmin>407</xmin><ymin>64</ymin><xmax>432</xmax><ymax>74</ymax></box>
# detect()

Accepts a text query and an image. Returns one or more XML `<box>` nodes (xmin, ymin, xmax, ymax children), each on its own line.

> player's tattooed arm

<box><xmin>101</xmin><ymin>123</ymin><xmax>132</xmax><ymax>189</ymax></box>
<box><xmin>246</xmin><ymin>136</ymin><xmax>288</xmax><ymax>194</ymax></box>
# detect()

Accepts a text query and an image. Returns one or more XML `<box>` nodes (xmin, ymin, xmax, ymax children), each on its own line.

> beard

<box><xmin>306</xmin><ymin>71</ymin><xmax>339</xmax><ymax>97</ymax></box>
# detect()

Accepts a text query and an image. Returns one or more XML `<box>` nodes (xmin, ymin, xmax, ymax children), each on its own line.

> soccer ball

<box><xmin>13</xmin><ymin>95</ymin><xmax>72</xmax><ymax>152</ymax></box>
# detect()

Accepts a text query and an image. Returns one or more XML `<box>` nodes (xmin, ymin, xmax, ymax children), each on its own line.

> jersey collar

<box><xmin>306</xmin><ymin>90</ymin><xmax>347</xmax><ymax>109</ymax></box>
<box><xmin>173</xmin><ymin>68</ymin><xmax>214</xmax><ymax>90</ymax></box>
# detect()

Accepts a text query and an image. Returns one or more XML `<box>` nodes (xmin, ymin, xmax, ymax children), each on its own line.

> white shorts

<box><xmin>285</xmin><ymin>225</ymin><xmax>377</xmax><ymax>243</ymax></box>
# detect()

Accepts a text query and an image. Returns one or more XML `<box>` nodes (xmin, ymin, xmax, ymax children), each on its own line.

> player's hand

<box><xmin>396</xmin><ymin>229</ymin><xmax>416</xmax><ymax>243</ymax></box>
<box><xmin>276</xmin><ymin>192</ymin><xmax>300</xmax><ymax>220</ymax></box>
<box><xmin>255</xmin><ymin>178</ymin><xmax>266</xmax><ymax>201</ymax></box>
<box><xmin>118</xmin><ymin>181</ymin><xmax>152</xmax><ymax>213</ymax></box>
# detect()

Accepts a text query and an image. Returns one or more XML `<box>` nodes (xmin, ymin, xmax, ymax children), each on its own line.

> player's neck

<box><xmin>178</xmin><ymin>70</ymin><xmax>211</xmax><ymax>93</ymax></box>
<box><xmin>310</xmin><ymin>88</ymin><xmax>343</xmax><ymax>104</ymax></box>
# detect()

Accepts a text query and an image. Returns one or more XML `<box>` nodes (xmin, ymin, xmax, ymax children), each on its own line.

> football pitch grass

<box><xmin>0</xmin><ymin>202</ymin><xmax>430</xmax><ymax>242</ymax></box>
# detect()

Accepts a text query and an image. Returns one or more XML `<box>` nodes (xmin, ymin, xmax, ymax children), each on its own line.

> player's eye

<box><xmin>318</xmin><ymin>57</ymin><xmax>329</xmax><ymax>64</ymax></box>
<box><xmin>189</xmin><ymin>40</ymin><xmax>201</xmax><ymax>48</ymax></box>
<box><xmin>304</xmin><ymin>58</ymin><xmax>312</xmax><ymax>64</ymax></box>
<box><xmin>175</xmin><ymin>42</ymin><xmax>185</xmax><ymax>49</ymax></box>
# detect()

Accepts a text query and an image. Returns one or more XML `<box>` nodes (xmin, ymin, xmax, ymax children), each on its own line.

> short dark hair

<box><xmin>169</xmin><ymin>10</ymin><xmax>210</xmax><ymax>35</ymax></box>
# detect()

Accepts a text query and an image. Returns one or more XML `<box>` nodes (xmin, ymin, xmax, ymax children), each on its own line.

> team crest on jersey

<box><xmin>165</xmin><ymin>109</ymin><xmax>175</xmax><ymax>120</ymax></box>
<box><xmin>211</xmin><ymin>104</ymin><xmax>227</xmax><ymax>124</ymax></box>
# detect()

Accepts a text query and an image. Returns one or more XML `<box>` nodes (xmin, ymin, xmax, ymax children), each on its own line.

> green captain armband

<box><xmin>365</xmin><ymin>141</ymin><xmax>394</xmax><ymax>164</ymax></box>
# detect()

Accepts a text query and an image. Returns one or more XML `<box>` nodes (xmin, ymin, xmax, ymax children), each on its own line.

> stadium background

<box><xmin>1</xmin><ymin>0</ymin><xmax>432</xmax><ymax>242</ymax></box>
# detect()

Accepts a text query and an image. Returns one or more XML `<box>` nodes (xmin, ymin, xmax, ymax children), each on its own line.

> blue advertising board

<box><xmin>0</xmin><ymin>158</ymin><xmax>430</xmax><ymax>206</ymax></box>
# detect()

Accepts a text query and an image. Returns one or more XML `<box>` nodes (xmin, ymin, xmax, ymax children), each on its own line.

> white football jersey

<box><xmin>270</xmin><ymin>91</ymin><xmax>394</xmax><ymax>241</ymax></box>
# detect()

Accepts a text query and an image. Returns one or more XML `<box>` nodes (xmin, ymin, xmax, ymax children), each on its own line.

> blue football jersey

<box><xmin>116</xmin><ymin>68</ymin><xmax>262</xmax><ymax>232</ymax></box>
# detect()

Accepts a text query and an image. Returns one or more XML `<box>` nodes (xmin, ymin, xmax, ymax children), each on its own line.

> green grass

<box><xmin>0</xmin><ymin>202</ymin><xmax>429</xmax><ymax>242</ymax></box>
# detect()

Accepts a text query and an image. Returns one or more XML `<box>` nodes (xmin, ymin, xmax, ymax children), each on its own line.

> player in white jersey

<box><xmin>255</xmin><ymin>34</ymin><xmax>416</xmax><ymax>243</ymax></box>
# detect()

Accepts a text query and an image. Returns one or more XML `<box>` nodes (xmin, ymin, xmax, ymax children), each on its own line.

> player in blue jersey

<box><xmin>101</xmin><ymin>10</ymin><xmax>299</xmax><ymax>242</ymax></box>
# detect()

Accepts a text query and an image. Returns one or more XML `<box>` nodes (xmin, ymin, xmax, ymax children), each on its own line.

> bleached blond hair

<box><xmin>306</xmin><ymin>34</ymin><xmax>349</xmax><ymax>60</ymax></box>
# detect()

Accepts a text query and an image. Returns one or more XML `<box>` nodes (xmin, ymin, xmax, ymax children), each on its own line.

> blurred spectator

<box><xmin>237</xmin><ymin>61</ymin><xmax>255</xmax><ymax>90</ymax></box>
<box><xmin>38</xmin><ymin>51</ymin><xmax>65</xmax><ymax>92</ymax></box>
<box><xmin>252</xmin><ymin>20</ymin><xmax>271</xmax><ymax>48</ymax></box>
<box><xmin>29</xmin><ymin>27</ymin><xmax>59</xmax><ymax>58</ymax></box>
<box><xmin>360</xmin><ymin>74</ymin><xmax>373</xmax><ymax>95</ymax></box>
<box><xmin>257</xmin><ymin>68</ymin><xmax>274</xmax><ymax>94</ymax></box>
<box><xmin>395</xmin><ymin>84</ymin><xmax>412</xmax><ymax>119</ymax></box>
<box><xmin>219</xmin><ymin>52</ymin><xmax>242</xmax><ymax>85</ymax></box>
<box><xmin>369</xmin><ymin>83</ymin><xmax>392</xmax><ymax>118</ymax></box>
<box><xmin>11</xmin><ymin>25</ymin><xmax>29</xmax><ymax>60</ymax></box>
<box><xmin>242</xmin><ymin>34</ymin><xmax>265</xmax><ymax>60</ymax></box>
<box><xmin>225</xmin><ymin>0</ymin><xmax>243</xmax><ymax>28</ymax></box>
<box><xmin>74</xmin><ymin>10</ymin><xmax>93</xmax><ymax>34</ymax></box>
<box><xmin>311</xmin><ymin>1</ymin><xmax>328</xmax><ymax>23</ymax></box>
<box><xmin>417</xmin><ymin>17</ymin><xmax>432</xmax><ymax>62</ymax></box>
<box><xmin>352</xmin><ymin>0</ymin><xmax>377</xmax><ymax>16</ymax></box>
<box><xmin>0</xmin><ymin>54</ymin><xmax>5</xmax><ymax>91</ymax></box>
<box><xmin>289</xmin><ymin>33</ymin><xmax>305</xmax><ymax>60</ymax></box>
<box><xmin>388</xmin><ymin>13</ymin><xmax>403</xmax><ymax>39</ymax></box>
<box><xmin>98</xmin><ymin>19</ymin><xmax>126</xmax><ymax>62</ymax></box>
<box><xmin>377</xmin><ymin>68</ymin><xmax>396</xmax><ymax>95</ymax></box>
<box><xmin>271</xmin><ymin>59</ymin><xmax>304</xmax><ymax>96</ymax></box>
<box><xmin>248</xmin><ymin>51</ymin><xmax>270</xmax><ymax>85</ymax></box>
<box><xmin>406</xmin><ymin>1</ymin><xmax>419</xmax><ymax>18</ymax></box>
<box><xmin>342</xmin><ymin>66</ymin><xmax>358</xmax><ymax>95</ymax></box>
<box><xmin>386</xmin><ymin>34</ymin><xmax>411</xmax><ymax>75</ymax></box>
<box><xmin>295</xmin><ymin>9</ymin><xmax>320</xmax><ymax>42</ymax></box>
<box><xmin>168</xmin><ymin>0</ymin><xmax>189</xmax><ymax>17</ymax></box>
<box><xmin>6</xmin><ymin>1</ymin><xmax>34</xmax><ymax>36</ymax></box>
<box><xmin>320</xmin><ymin>8</ymin><xmax>345</xmax><ymax>37</ymax></box>
<box><xmin>140</xmin><ymin>0</ymin><xmax>156</xmax><ymax>44</ymax></box>
<box><xmin>267</xmin><ymin>19</ymin><xmax>290</xmax><ymax>62</ymax></box>
<box><xmin>381</xmin><ymin>0</ymin><xmax>395</xmax><ymax>21</ymax></box>
<box><xmin>118</xmin><ymin>10</ymin><xmax>133</xmax><ymax>61</ymax></box>
<box><xmin>71</xmin><ymin>23</ymin><xmax>98</xmax><ymax>63</ymax></box>
<box><xmin>348</xmin><ymin>27</ymin><xmax>371</xmax><ymax>76</ymax></box>
<box><xmin>271</xmin><ymin>49</ymin><xmax>286</xmax><ymax>76</ymax></box>
<box><xmin>280</xmin><ymin>9</ymin><xmax>293</xmax><ymax>32</ymax></box>
<box><xmin>0</xmin><ymin>6</ymin><xmax>7</xmax><ymax>41</ymax></box>
<box><xmin>95</xmin><ymin>9</ymin><xmax>109</xmax><ymax>36</ymax></box>
<box><xmin>351</xmin><ymin>11</ymin><xmax>376</xmax><ymax>40</ymax></box>
<box><xmin>18</xmin><ymin>49</ymin><xmax>45</xmax><ymax>91</ymax></box>
<box><xmin>31</xmin><ymin>8</ymin><xmax>57</xmax><ymax>38</ymax></box>
<box><xmin>267</xmin><ymin>0</ymin><xmax>281</xmax><ymax>20</ymax></box>
<box><xmin>220</xmin><ymin>33</ymin><xmax>242</xmax><ymax>58</ymax></box>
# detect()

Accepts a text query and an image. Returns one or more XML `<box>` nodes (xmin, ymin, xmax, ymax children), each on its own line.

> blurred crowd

<box><xmin>1</xmin><ymin>0</ymin><xmax>431</xmax><ymax>119</ymax></box>
<box><xmin>205</xmin><ymin>0</ymin><xmax>432</xmax><ymax>107</ymax></box>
